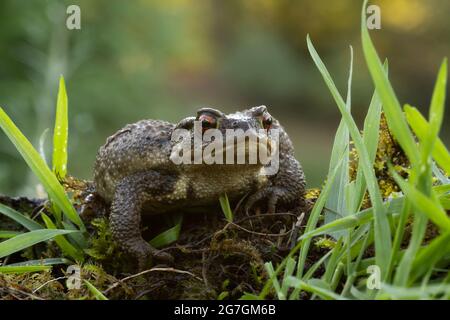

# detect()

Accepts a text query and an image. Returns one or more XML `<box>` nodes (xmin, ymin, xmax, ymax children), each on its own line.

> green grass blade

<box><xmin>361</xmin><ymin>0</ymin><xmax>420</xmax><ymax>167</ymax></box>
<box><xmin>0</xmin><ymin>265</ymin><xmax>52</xmax><ymax>274</ymax></box>
<box><xmin>240</xmin><ymin>293</ymin><xmax>262</xmax><ymax>300</ymax></box>
<box><xmin>286</xmin><ymin>277</ymin><xmax>346</xmax><ymax>300</ymax></box>
<box><xmin>286</xmin><ymin>152</ymin><xmax>346</xmax><ymax>299</ymax></box>
<box><xmin>7</xmin><ymin>258</ymin><xmax>71</xmax><ymax>266</ymax></box>
<box><xmin>378</xmin><ymin>283</ymin><xmax>450</xmax><ymax>300</ymax></box>
<box><xmin>0</xmin><ymin>231</ymin><xmax>22</xmax><ymax>239</ymax></box>
<box><xmin>0</xmin><ymin>203</ymin><xmax>43</xmax><ymax>231</ymax></box>
<box><xmin>280</xmin><ymin>257</ymin><xmax>297</xmax><ymax>299</ymax></box>
<box><xmin>84</xmin><ymin>280</ymin><xmax>108</xmax><ymax>300</ymax></box>
<box><xmin>323</xmin><ymin>237</ymin><xmax>344</xmax><ymax>284</ymax></box>
<box><xmin>0</xmin><ymin>107</ymin><xmax>85</xmax><ymax>230</ymax></box>
<box><xmin>303</xmin><ymin>250</ymin><xmax>333</xmax><ymax>281</ymax></box>
<box><xmin>425</xmin><ymin>58</ymin><xmax>447</xmax><ymax>154</ymax></box>
<box><xmin>219</xmin><ymin>193</ymin><xmax>233</xmax><ymax>222</ymax></box>
<box><xmin>324</xmin><ymin>46</ymin><xmax>353</xmax><ymax>228</ymax></box>
<box><xmin>41</xmin><ymin>213</ymin><xmax>84</xmax><ymax>262</ymax></box>
<box><xmin>0</xmin><ymin>229</ymin><xmax>76</xmax><ymax>258</ymax></box>
<box><xmin>62</xmin><ymin>221</ymin><xmax>88</xmax><ymax>249</ymax></box>
<box><xmin>52</xmin><ymin>75</ymin><xmax>69</xmax><ymax>179</ymax></box>
<box><xmin>409</xmin><ymin>232</ymin><xmax>450</xmax><ymax>284</ymax></box>
<box><xmin>265</xmin><ymin>261</ymin><xmax>284</xmax><ymax>300</ymax></box>
<box><xmin>405</xmin><ymin>105</ymin><xmax>450</xmax><ymax>175</ymax></box>
<box><xmin>387</xmin><ymin>197</ymin><xmax>412</xmax><ymax>282</ymax></box>
<box><xmin>149</xmin><ymin>215</ymin><xmax>183</xmax><ymax>248</ymax></box>
<box><xmin>352</xmin><ymin>61</ymin><xmax>387</xmax><ymax>212</ymax></box>
<box><xmin>307</xmin><ymin>35</ymin><xmax>391</xmax><ymax>276</ymax></box>
<box><xmin>296</xmin><ymin>150</ymin><xmax>346</xmax><ymax>279</ymax></box>
<box><xmin>391</xmin><ymin>170</ymin><xmax>450</xmax><ymax>231</ymax></box>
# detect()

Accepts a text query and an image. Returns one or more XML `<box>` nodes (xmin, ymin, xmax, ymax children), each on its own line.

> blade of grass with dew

<box><xmin>361</xmin><ymin>0</ymin><xmax>420</xmax><ymax>167</ymax></box>
<box><xmin>52</xmin><ymin>75</ymin><xmax>68</xmax><ymax>179</ymax></box>
<box><xmin>149</xmin><ymin>214</ymin><xmax>183</xmax><ymax>248</ymax></box>
<box><xmin>219</xmin><ymin>193</ymin><xmax>233</xmax><ymax>222</ymax></box>
<box><xmin>39</xmin><ymin>128</ymin><xmax>50</xmax><ymax>166</ymax></box>
<box><xmin>0</xmin><ymin>229</ymin><xmax>76</xmax><ymax>258</ymax></box>
<box><xmin>0</xmin><ymin>231</ymin><xmax>22</xmax><ymax>239</ymax></box>
<box><xmin>0</xmin><ymin>265</ymin><xmax>52</xmax><ymax>274</ymax></box>
<box><xmin>307</xmin><ymin>36</ymin><xmax>391</xmax><ymax>275</ymax></box>
<box><xmin>0</xmin><ymin>107</ymin><xmax>85</xmax><ymax>230</ymax></box>
<box><xmin>84</xmin><ymin>280</ymin><xmax>108</xmax><ymax>300</ymax></box>
<box><xmin>41</xmin><ymin>213</ymin><xmax>84</xmax><ymax>262</ymax></box>
<box><xmin>0</xmin><ymin>203</ymin><xmax>43</xmax><ymax>231</ymax></box>
<box><xmin>51</xmin><ymin>76</ymin><xmax>69</xmax><ymax>223</ymax></box>
<box><xmin>405</xmin><ymin>104</ymin><xmax>450</xmax><ymax>175</ymax></box>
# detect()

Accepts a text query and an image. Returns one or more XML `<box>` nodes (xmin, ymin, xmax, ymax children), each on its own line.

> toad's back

<box><xmin>93</xmin><ymin>119</ymin><xmax>175</xmax><ymax>201</ymax></box>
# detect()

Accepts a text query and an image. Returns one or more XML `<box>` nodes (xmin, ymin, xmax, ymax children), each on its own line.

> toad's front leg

<box><xmin>245</xmin><ymin>153</ymin><xmax>306</xmax><ymax>213</ymax></box>
<box><xmin>109</xmin><ymin>170</ymin><xmax>176</xmax><ymax>271</ymax></box>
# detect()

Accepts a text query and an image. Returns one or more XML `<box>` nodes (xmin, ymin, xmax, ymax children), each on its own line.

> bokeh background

<box><xmin>0</xmin><ymin>0</ymin><xmax>449</xmax><ymax>196</ymax></box>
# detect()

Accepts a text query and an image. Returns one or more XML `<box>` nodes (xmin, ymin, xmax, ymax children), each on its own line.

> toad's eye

<box><xmin>198</xmin><ymin>114</ymin><xmax>217</xmax><ymax>131</ymax></box>
<box><xmin>262</xmin><ymin>113</ymin><xmax>273</xmax><ymax>129</ymax></box>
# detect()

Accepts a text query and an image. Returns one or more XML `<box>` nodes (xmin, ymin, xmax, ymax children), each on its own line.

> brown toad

<box><xmin>93</xmin><ymin>106</ymin><xmax>306</xmax><ymax>269</ymax></box>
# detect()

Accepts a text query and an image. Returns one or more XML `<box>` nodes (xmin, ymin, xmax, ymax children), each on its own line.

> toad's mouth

<box><xmin>207</xmin><ymin>135</ymin><xmax>275</xmax><ymax>165</ymax></box>
<box><xmin>170</xmin><ymin>131</ymin><xmax>277</xmax><ymax>166</ymax></box>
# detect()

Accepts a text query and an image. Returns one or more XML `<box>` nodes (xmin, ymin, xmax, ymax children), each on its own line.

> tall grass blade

<box><xmin>219</xmin><ymin>193</ymin><xmax>233</xmax><ymax>222</ymax></box>
<box><xmin>0</xmin><ymin>107</ymin><xmax>85</xmax><ymax>230</ymax></box>
<box><xmin>52</xmin><ymin>75</ymin><xmax>69</xmax><ymax>179</ymax></box>
<box><xmin>0</xmin><ymin>203</ymin><xmax>43</xmax><ymax>231</ymax></box>
<box><xmin>307</xmin><ymin>35</ymin><xmax>391</xmax><ymax>276</ymax></box>
<box><xmin>405</xmin><ymin>106</ymin><xmax>450</xmax><ymax>175</ymax></box>
<box><xmin>391</xmin><ymin>171</ymin><xmax>450</xmax><ymax>231</ymax></box>
<box><xmin>0</xmin><ymin>229</ymin><xmax>76</xmax><ymax>258</ymax></box>
<box><xmin>84</xmin><ymin>280</ymin><xmax>108</xmax><ymax>300</ymax></box>
<box><xmin>361</xmin><ymin>0</ymin><xmax>420</xmax><ymax>167</ymax></box>
<box><xmin>409</xmin><ymin>232</ymin><xmax>450</xmax><ymax>284</ymax></box>
<box><xmin>324</xmin><ymin>46</ymin><xmax>353</xmax><ymax>230</ymax></box>
<box><xmin>0</xmin><ymin>265</ymin><xmax>52</xmax><ymax>274</ymax></box>
<box><xmin>0</xmin><ymin>231</ymin><xmax>22</xmax><ymax>239</ymax></box>
<box><xmin>41</xmin><ymin>213</ymin><xmax>84</xmax><ymax>262</ymax></box>
<box><xmin>149</xmin><ymin>214</ymin><xmax>183</xmax><ymax>248</ymax></box>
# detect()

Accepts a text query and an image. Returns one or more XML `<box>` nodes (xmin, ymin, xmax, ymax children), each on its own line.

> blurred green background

<box><xmin>0</xmin><ymin>0</ymin><xmax>449</xmax><ymax>196</ymax></box>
